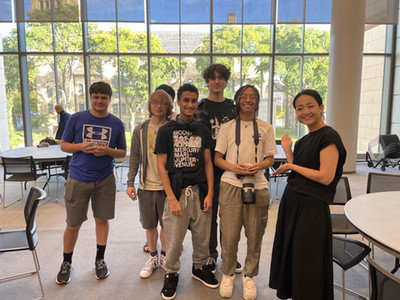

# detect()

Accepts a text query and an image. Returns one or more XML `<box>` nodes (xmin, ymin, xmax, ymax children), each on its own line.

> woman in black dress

<box><xmin>269</xmin><ymin>89</ymin><xmax>346</xmax><ymax>300</ymax></box>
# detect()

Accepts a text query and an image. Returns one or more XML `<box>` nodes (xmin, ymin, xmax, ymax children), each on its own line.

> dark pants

<box><xmin>209</xmin><ymin>177</ymin><xmax>220</xmax><ymax>260</ymax></box>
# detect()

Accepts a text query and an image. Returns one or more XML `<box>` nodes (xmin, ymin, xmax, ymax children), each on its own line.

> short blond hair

<box><xmin>147</xmin><ymin>90</ymin><xmax>174</xmax><ymax>119</ymax></box>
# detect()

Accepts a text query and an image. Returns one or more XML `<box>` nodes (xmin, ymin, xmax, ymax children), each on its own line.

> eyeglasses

<box><xmin>150</xmin><ymin>101</ymin><xmax>168</xmax><ymax>107</ymax></box>
<box><xmin>239</xmin><ymin>94</ymin><xmax>257</xmax><ymax>100</ymax></box>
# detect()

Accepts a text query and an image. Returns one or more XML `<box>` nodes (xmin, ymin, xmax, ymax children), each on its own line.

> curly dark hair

<box><xmin>203</xmin><ymin>64</ymin><xmax>231</xmax><ymax>83</ymax></box>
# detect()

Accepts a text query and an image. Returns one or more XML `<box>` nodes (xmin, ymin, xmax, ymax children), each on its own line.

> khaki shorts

<box><xmin>64</xmin><ymin>173</ymin><xmax>116</xmax><ymax>227</ymax></box>
<box><xmin>137</xmin><ymin>189</ymin><xmax>165</xmax><ymax>229</ymax></box>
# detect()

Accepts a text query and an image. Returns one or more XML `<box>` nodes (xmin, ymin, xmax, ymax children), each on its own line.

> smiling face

<box><xmin>150</xmin><ymin>93</ymin><xmax>169</xmax><ymax>119</ymax></box>
<box><xmin>177</xmin><ymin>91</ymin><xmax>198</xmax><ymax>121</ymax></box>
<box><xmin>294</xmin><ymin>94</ymin><xmax>324</xmax><ymax>130</ymax></box>
<box><xmin>207</xmin><ymin>71</ymin><xmax>227</xmax><ymax>94</ymax></box>
<box><xmin>238</xmin><ymin>87</ymin><xmax>258</xmax><ymax>116</ymax></box>
<box><xmin>90</xmin><ymin>92</ymin><xmax>111</xmax><ymax>116</ymax></box>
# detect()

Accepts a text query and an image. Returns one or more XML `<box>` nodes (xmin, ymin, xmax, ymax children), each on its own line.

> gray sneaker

<box><xmin>56</xmin><ymin>261</ymin><xmax>71</xmax><ymax>285</ymax></box>
<box><xmin>95</xmin><ymin>259</ymin><xmax>109</xmax><ymax>279</ymax></box>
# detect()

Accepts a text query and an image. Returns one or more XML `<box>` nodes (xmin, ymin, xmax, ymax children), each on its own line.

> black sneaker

<box><xmin>56</xmin><ymin>261</ymin><xmax>71</xmax><ymax>285</ymax></box>
<box><xmin>192</xmin><ymin>264</ymin><xmax>219</xmax><ymax>288</ymax></box>
<box><xmin>95</xmin><ymin>259</ymin><xmax>109</xmax><ymax>279</ymax></box>
<box><xmin>235</xmin><ymin>261</ymin><xmax>243</xmax><ymax>274</ymax></box>
<box><xmin>161</xmin><ymin>273</ymin><xmax>179</xmax><ymax>300</ymax></box>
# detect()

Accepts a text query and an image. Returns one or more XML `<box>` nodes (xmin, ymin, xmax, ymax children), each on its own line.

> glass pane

<box><xmin>278</xmin><ymin>0</ymin><xmax>303</xmax><ymax>23</ymax></box>
<box><xmin>191</xmin><ymin>56</ymin><xmax>211</xmax><ymax>97</ymax></box>
<box><xmin>243</xmin><ymin>25</ymin><xmax>271</xmax><ymax>54</ymax></box>
<box><xmin>27</xmin><ymin>55</ymin><xmax>57</xmax><ymax>146</ymax></box>
<box><xmin>150</xmin><ymin>0</ymin><xmax>179</xmax><ymax>23</ymax></box>
<box><xmin>25</xmin><ymin>0</ymin><xmax>51</xmax><ymax>21</ymax></box>
<box><xmin>304</xmin><ymin>25</ymin><xmax>330</xmax><ymax>53</ymax></box>
<box><xmin>56</xmin><ymin>55</ymin><xmax>84</xmax><ymax>116</ymax></box>
<box><xmin>1</xmin><ymin>55</ymin><xmax>24</xmax><ymax>149</ymax></box>
<box><xmin>86</xmin><ymin>0</ymin><xmax>116</xmax><ymax>21</ymax></box>
<box><xmin>213</xmin><ymin>25</ymin><xmax>241</xmax><ymax>54</ymax></box>
<box><xmin>118</xmin><ymin>23</ymin><xmax>147</xmax><ymax>53</ymax></box>
<box><xmin>150</xmin><ymin>24</ymin><xmax>179</xmax><ymax>54</ymax></box>
<box><xmin>182</xmin><ymin>25</ymin><xmax>210</xmax><ymax>54</ymax></box>
<box><xmin>150</xmin><ymin>55</ymin><xmax>180</xmax><ymax>95</ymax></box>
<box><xmin>181</xmin><ymin>0</ymin><xmax>210</xmax><ymax>23</ymax></box>
<box><xmin>273</xmin><ymin>56</ymin><xmax>301</xmax><ymax>139</ymax></box>
<box><xmin>275</xmin><ymin>24</ymin><xmax>302</xmax><ymax>54</ymax></box>
<box><xmin>243</xmin><ymin>0</ymin><xmax>272</xmax><ymax>24</ymax></box>
<box><xmin>243</xmin><ymin>57</ymin><xmax>271</xmax><ymax>122</ymax></box>
<box><xmin>119</xmin><ymin>56</ymin><xmax>148</xmax><ymax>132</ymax></box>
<box><xmin>213</xmin><ymin>56</ymin><xmax>241</xmax><ymax>98</ymax></box>
<box><xmin>0</xmin><ymin>0</ymin><xmax>13</xmax><ymax>22</ymax></box>
<box><xmin>364</xmin><ymin>25</ymin><xmax>388</xmax><ymax>54</ymax></box>
<box><xmin>55</xmin><ymin>23</ymin><xmax>83</xmax><ymax>52</ymax></box>
<box><xmin>302</xmin><ymin>56</ymin><xmax>329</xmax><ymax>101</ymax></box>
<box><xmin>1</xmin><ymin>23</ymin><xmax>18</xmax><ymax>52</ymax></box>
<box><xmin>55</xmin><ymin>0</ymin><xmax>80</xmax><ymax>21</ymax></box>
<box><xmin>118</xmin><ymin>0</ymin><xmax>145</xmax><ymax>22</ymax></box>
<box><xmin>180</xmin><ymin>56</ymin><xmax>203</xmax><ymax>91</ymax></box>
<box><xmin>214</xmin><ymin>0</ymin><xmax>241</xmax><ymax>24</ymax></box>
<box><xmin>87</xmin><ymin>23</ymin><xmax>117</xmax><ymax>52</ymax></box>
<box><xmin>358</xmin><ymin>55</ymin><xmax>385</xmax><ymax>152</ymax></box>
<box><xmin>305</xmin><ymin>0</ymin><xmax>331</xmax><ymax>23</ymax></box>
<box><xmin>26</xmin><ymin>23</ymin><xmax>53</xmax><ymax>52</ymax></box>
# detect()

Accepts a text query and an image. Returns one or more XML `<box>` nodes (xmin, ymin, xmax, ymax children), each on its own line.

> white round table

<box><xmin>345</xmin><ymin>191</ymin><xmax>400</xmax><ymax>258</ymax></box>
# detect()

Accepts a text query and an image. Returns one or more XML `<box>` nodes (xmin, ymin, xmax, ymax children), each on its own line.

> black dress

<box><xmin>269</xmin><ymin>126</ymin><xmax>346</xmax><ymax>300</ymax></box>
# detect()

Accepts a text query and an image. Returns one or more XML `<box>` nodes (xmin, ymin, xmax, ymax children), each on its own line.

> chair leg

<box><xmin>2</xmin><ymin>181</ymin><xmax>23</xmax><ymax>208</ymax></box>
<box><xmin>334</xmin><ymin>269</ymin><xmax>368</xmax><ymax>299</ymax></box>
<box><xmin>32</xmin><ymin>249</ymin><xmax>45</xmax><ymax>300</ymax></box>
<box><xmin>391</xmin><ymin>258</ymin><xmax>400</xmax><ymax>274</ymax></box>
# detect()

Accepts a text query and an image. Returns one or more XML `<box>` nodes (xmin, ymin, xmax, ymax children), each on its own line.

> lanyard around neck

<box><xmin>235</xmin><ymin>117</ymin><xmax>259</xmax><ymax>164</ymax></box>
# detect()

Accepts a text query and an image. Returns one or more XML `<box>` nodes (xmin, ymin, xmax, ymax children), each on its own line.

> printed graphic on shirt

<box><xmin>210</xmin><ymin>115</ymin><xmax>231</xmax><ymax>140</ymax></box>
<box><xmin>173</xmin><ymin>129</ymin><xmax>202</xmax><ymax>168</ymax></box>
<box><xmin>82</xmin><ymin>124</ymin><xmax>112</xmax><ymax>146</ymax></box>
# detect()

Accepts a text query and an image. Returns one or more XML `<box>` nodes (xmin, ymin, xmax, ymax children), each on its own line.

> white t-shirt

<box><xmin>215</xmin><ymin>118</ymin><xmax>278</xmax><ymax>189</ymax></box>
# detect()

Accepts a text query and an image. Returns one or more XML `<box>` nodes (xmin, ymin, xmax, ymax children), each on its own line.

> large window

<box><xmin>0</xmin><ymin>0</ymin><xmax>396</xmax><ymax>151</ymax></box>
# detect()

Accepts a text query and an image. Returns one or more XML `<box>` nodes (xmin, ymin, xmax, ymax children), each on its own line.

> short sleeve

<box><xmin>215</xmin><ymin>122</ymin><xmax>228</xmax><ymax>155</ymax></box>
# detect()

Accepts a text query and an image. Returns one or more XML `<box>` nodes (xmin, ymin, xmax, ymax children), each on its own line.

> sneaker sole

<box><xmin>191</xmin><ymin>274</ymin><xmax>219</xmax><ymax>289</ymax></box>
<box><xmin>95</xmin><ymin>270</ymin><xmax>110</xmax><ymax>280</ymax></box>
<box><xmin>161</xmin><ymin>291</ymin><xmax>176</xmax><ymax>300</ymax></box>
<box><xmin>235</xmin><ymin>267</ymin><xmax>243</xmax><ymax>274</ymax></box>
<box><xmin>55</xmin><ymin>277</ymin><xmax>71</xmax><ymax>285</ymax></box>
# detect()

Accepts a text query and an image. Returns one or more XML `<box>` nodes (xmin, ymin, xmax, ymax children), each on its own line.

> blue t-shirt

<box><xmin>63</xmin><ymin>110</ymin><xmax>126</xmax><ymax>182</ymax></box>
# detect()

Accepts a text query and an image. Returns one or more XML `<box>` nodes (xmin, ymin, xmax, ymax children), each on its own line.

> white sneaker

<box><xmin>243</xmin><ymin>276</ymin><xmax>257</xmax><ymax>300</ymax></box>
<box><xmin>160</xmin><ymin>253</ymin><xmax>167</xmax><ymax>271</ymax></box>
<box><xmin>219</xmin><ymin>274</ymin><xmax>234</xmax><ymax>298</ymax></box>
<box><xmin>139</xmin><ymin>255</ymin><xmax>158</xmax><ymax>279</ymax></box>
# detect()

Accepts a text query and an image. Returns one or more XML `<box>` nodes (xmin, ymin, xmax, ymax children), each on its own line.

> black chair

<box><xmin>368</xmin><ymin>257</ymin><xmax>400</xmax><ymax>300</ymax></box>
<box><xmin>333</xmin><ymin>236</ymin><xmax>371</xmax><ymax>300</ymax></box>
<box><xmin>42</xmin><ymin>155</ymin><xmax>71</xmax><ymax>203</ymax></box>
<box><xmin>0</xmin><ymin>186</ymin><xmax>47</xmax><ymax>299</ymax></box>
<box><xmin>1</xmin><ymin>156</ymin><xmax>47</xmax><ymax>208</ymax></box>
<box><xmin>330</xmin><ymin>176</ymin><xmax>358</xmax><ymax>235</ymax></box>
<box><xmin>367</xmin><ymin>172</ymin><xmax>400</xmax><ymax>273</ymax></box>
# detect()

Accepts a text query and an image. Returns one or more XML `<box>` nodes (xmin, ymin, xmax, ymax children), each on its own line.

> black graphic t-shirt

<box><xmin>155</xmin><ymin>120</ymin><xmax>212</xmax><ymax>176</ymax></box>
<box><xmin>195</xmin><ymin>98</ymin><xmax>236</xmax><ymax>177</ymax></box>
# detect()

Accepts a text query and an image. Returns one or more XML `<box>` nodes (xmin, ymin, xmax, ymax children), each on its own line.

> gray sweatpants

<box><xmin>162</xmin><ymin>184</ymin><xmax>212</xmax><ymax>273</ymax></box>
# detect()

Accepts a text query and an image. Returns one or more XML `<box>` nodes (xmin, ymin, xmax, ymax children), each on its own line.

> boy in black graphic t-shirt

<box><xmin>155</xmin><ymin>84</ymin><xmax>218</xmax><ymax>300</ymax></box>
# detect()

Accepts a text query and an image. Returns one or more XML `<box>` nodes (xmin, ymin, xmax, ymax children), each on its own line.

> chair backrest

<box><xmin>2</xmin><ymin>156</ymin><xmax>37</xmax><ymax>180</ymax></box>
<box><xmin>366</xmin><ymin>172</ymin><xmax>400</xmax><ymax>194</ymax></box>
<box><xmin>24</xmin><ymin>186</ymin><xmax>47</xmax><ymax>250</ymax></box>
<box><xmin>368</xmin><ymin>257</ymin><xmax>400</xmax><ymax>300</ymax></box>
<box><xmin>332</xmin><ymin>236</ymin><xmax>371</xmax><ymax>271</ymax></box>
<box><xmin>332</xmin><ymin>176</ymin><xmax>352</xmax><ymax>205</ymax></box>
<box><xmin>379</xmin><ymin>134</ymin><xmax>400</xmax><ymax>150</ymax></box>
